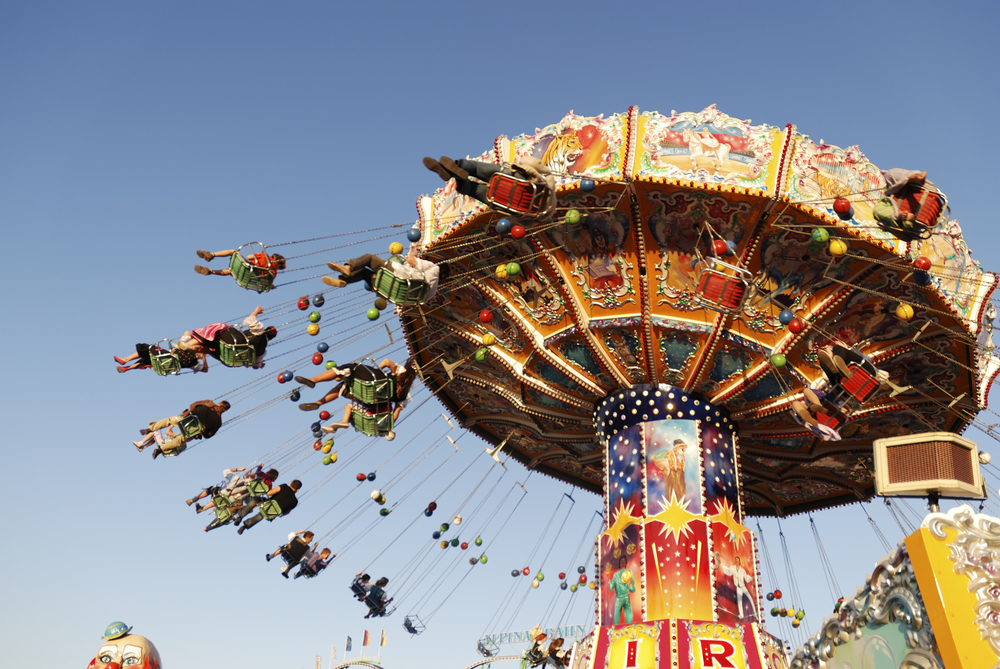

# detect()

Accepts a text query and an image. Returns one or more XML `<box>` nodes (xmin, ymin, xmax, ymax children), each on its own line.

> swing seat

<box><xmin>244</xmin><ymin>478</ymin><xmax>271</xmax><ymax>497</ymax></box>
<box><xmin>403</xmin><ymin>615</ymin><xmax>425</xmax><ymax>635</ymax></box>
<box><xmin>352</xmin><ymin>408</ymin><xmax>394</xmax><ymax>436</ymax></box>
<box><xmin>476</xmin><ymin>639</ymin><xmax>498</xmax><ymax>658</ymax></box>
<box><xmin>350</xmin><ymin>582</ymin><xmax>368</xmax><ymax>600</ymax></box>
<box><xmin>815</xmin><ymin>411</ymin><xmax>842</xmax><ymax>430</ymax></box>
<box><xmin>229</xmin><ymin>242</ymin><xmax>277</xmax><ymax>293</ymax></box>
<box><xmin>150</xmin><ymin>346</ymin><xmax>182</xmax><ymax>376</ymax></box>
<box><xmin>219</xmin><ymin>339</ymin><xmax>257</xmax><ymax>368</ymax></box>
<box><xmin>486</xmin><ymin>172</ymin><xmax>555</xmax><ymax>220</ymax></box>
<box><xmin>351</xmin><ymin>375</ymin><xmax>396</xmax><ymax>404</ymax></box>
<box><xmin>840</xmin><ymin>366</ymin><xmax>880</xmax><ymax>403</ymax></box>
<box><xmin>211</xmin><ymin>494</ymin><xmax>235</xmax><ymax>523</ymax></box>
<box><xmin>693</xmin><ymin>260</ymin><xmax>751</xmax><ymax>315</ymax></box>
<box><xmin>258</xmin><ymin>499</ymin><xmax>283</xmax><ymax>521</ymax></box>
<box><xmin>372</xmin><ymin>267</ymin><xmax>430</xmax><ymax>306</ymax></box>
<box><xmin>177</xmin><ymin>414</ymin><xmax>205</xmax><ymax>439</ymax></box>
<box><xmin>896</xmin><ymin>185</ymin><xmax>947</xmax><ymax>229</ymax></box>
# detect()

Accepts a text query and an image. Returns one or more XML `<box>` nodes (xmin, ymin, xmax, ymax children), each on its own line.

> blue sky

<box><xmin>3</xmin><ymin>2</ymin><xmax>1000</xmax><ymax>667</ymax></box>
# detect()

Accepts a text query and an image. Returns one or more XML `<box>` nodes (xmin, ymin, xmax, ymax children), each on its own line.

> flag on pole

<box><xmin>363</xmin><ymin>630</ymin><xmax>370</xmax><ymax>647</ymax></box>
<box><xmin>380</xmin><ymin>630</ymin><xmax>387</xmax><ymax>647</ymax></box>
<box><xmin>346</xmin><ymin>636</ymin><xmax>352</xmax><ymax>652</ymax></box>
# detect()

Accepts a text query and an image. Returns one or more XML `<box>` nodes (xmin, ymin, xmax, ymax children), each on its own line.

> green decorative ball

<box><xmin>479</xmin><ymin>554</ymin><xmax>488</xmax><ymax>564</ymax></box>
<box><xmin>811</xmin><ymin>228</ymin><xmax>830</xmax><ymax>243</ymax></box>
<box><xmin>770</xmin><ymin>353</ymin><xmax>787</xmax><ymax>367</ymax></box>
<box><xmin>474</xmin><ymin>536</ymin><xmax>482</xmax><ymax>546</ymax></box>
<box><xmin>309</xmin><ymin>311</ymin><xmax>321</xmax><ymax>323</ymax></box>
<box><xmin>379</xmin><ymin>508</ymin><xmax>390</xmax><ymax>517</ymax></box>
<box><xmin>565</xmin><ymin>209</ymin><xmax>581</xmax><ymax>225</ymax></box>
<box><xmin>325</xmin><ymin>360</ymin><xmax>337</xmax><ymax>370</ymax></box>
<box><xmin>366</xmin><ymin>308</ymin><xmax>380</xmax><ymax>321</ymax></box>
<box><xmin>505</xmin><ymin>262</ymin><xmax>521</xmax><ymax>277</ymax></box>
<box><xmin>475</xmin><ymin>348</ymin><xmax>489</xmax><ymax>362</ymax></box>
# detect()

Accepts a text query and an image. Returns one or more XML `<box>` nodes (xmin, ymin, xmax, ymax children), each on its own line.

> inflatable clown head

<box><xmin>88</xmin><ymin>622</ymin><xmax>162</xmax><ymax>668</ymax></box>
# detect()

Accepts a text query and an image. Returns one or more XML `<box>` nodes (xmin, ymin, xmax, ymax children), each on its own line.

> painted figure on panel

<box><xmin>609</xmin><ymin>556</ymin><xmax>636</xmax><ymax>624</ymax></box>
<box><xmin>715</xmin><ymin>553</ymin><xmax>756</xmax><ymax>620</ymax></box>
<box><xmin>651</xmin><ymin>438</ymin><xmax>688</xmax><ymax>502</ymax></box>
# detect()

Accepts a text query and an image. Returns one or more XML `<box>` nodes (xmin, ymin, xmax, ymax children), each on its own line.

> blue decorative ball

<box><xmin>424</xmin><ymin>508</ymin><xmax>433</xmax><ymax>517</ymax></box>
<box><xmin>367</xmin><ymin>472</ymin><xmax>376</xmax><ymax>481</ymax></box>
<box><xmin>317</xmin><ymin>342</ymin><xmax>329</xmax><ymax>353</ymax></box>
<box><xmin>512</xmin><ymin>569</ymin><xmax>520</xmax><ymax>577</ymax></box>
<box><xmin>496</xmin><ymin>218</ymin><xmax>512</xmax><ymax>235</ymax></box>
<box><xmin>407</xmin><ymin>228</ymin><xmax>422</xmax><ymax>242</ymax></box>
<box><xmin>577</xmin><ymin>566</ymin><xmax>586</xmax><ymax>574</ymax></box>
<box><xmin>280</xmin><ymin>370</ymin><xmax>294</xmax><ymax>383</ymax></box>
<box><xmin>560</xmin><ymin>582</ymin><xmax>568</xmax><ymax>590</ymax></box>
<box><xmin>914</xmin><ymin>271</ymin><xmax>931</xmax><ymax>286</ymax></box>
<box><xmin>432</xmin><ymin>531</ymin><xmax>441</xmax><ymax>540</ymax></box>
<box><xmin>311</xmin><ymin>421</ymin><xmax>321</xmax><ymax>431</ymax></box>
<box><xmin>312</xmin><ymin>295</ymin><xmax>325</xmax><ymax>307</ymax></box>
<box><xmin>726</xmin><ymin>240</ymin><xmax>737</xmax><ymax>256</ymax></box>
<box><xmin>778</xmin><ymin>310</ymin><xmax>794</xmax><ymax>326</ymax></box>
<box><xmin>290</xmin><ymin>390</ymin><xmax>300</xmax><ymax>402</ymax></box>
<box><xmin>580</xmin><ymin>178</ymin><xmax>596</xmax><ymax>193</ymax></box>
<box><xmin>363</xmin><ymin>282</ymin><xmax>373</xmax><ymax>292</ymax></box>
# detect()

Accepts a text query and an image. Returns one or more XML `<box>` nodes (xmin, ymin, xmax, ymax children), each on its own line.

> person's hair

<box><xmin>735</xmin><ymin>555</ymin><xmax>741</xmax><ymax>564</ymax></box>
<box><xmin>219</xmin><ymin>400</ymin><xmax>231</xmax><ymax>411</ymax></box>
<box><xmin>290</xmin><ymin>479</ymin><xmax>302</xmax><ymax>490</ymax></box>
<box><xmin>303</xmin><ymin>531</ymin><xmax>314</xmax><ymax>541</ymax></box>
<box><xmin>320</xmin><ymin>548</ymin><xmax>331</xmax><ymax>556</ymax></box>
<box><xmin>270</xmin><ymin>254</ymin><xmax>286</xmax><ymax>270</ymax></box>
<box><xmin>376</xmin><ymin>577</ymin><xmax>388</xmax><ymax>587</ymax></box>
<box><xmin>549</xmin><ymin>638</ymin><xmax>564</xmax><ymax>651</ymax></box>
<box><xmin>396</xmin><ymin>363</ymin><xmax>417</xmax><ymax>400</ymax></box>
<box><xmin>265</xmin><ymin>326</ymin><xmax>278</xmax><ymax>340</ymax></box>
<box><xmin>361</xmin><ymin>574</ymin><xmax>370</xmax><ymax>581</ymax></box>
<box><xmin>266</xmin><ymin>469</ymin><xmax>279</xmax><ymax>480</ymax></box>
<box><xmin>619</xmin><ymin>557</ymin><xmax>627</xmax><ymax>567</ymax></box>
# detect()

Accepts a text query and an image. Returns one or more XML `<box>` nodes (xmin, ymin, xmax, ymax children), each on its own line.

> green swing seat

<box><xmin>177</xmin><ymin>414</ymin><xmax>205</xmax><ymax>439</ymax></box>
<box><xmin>258</xmin><ymin>499</ymin><xmax>283</xmax><ymax>521</ymax></box>
<box><xmin>229</xmin><ymin>242</ymin><xmax>277</xmax><ymax>294</ymax></box>
<box><xmin>352</xmin><ymin>407</ymin><xmax>394</xmax><ymax>436</ymax></box>
<box><xmin>219</xmin><ymin>335</ymin><xmax>256</xmax><ymax>368</ymax></box>
<box><xmin>211</xmin><ymin>494</ymin><xmax>235</xmax><ymax>523</ymax></box>
<box><xmin>244</xmin><ymin>478</ymin><xmax>270</xmax><ymax>497</ymax></box>
<box><xmin>372</xmin><ymin>266</ymin><xmax>429</xmax><ymax>306</ymax></box>
<box><xmin>150</xmin><ymin>344</ymin><xmax>182</xmax><ymax>376</ymax></box>
<box><xmin>351</xmin><ymin>375</ymin><xmax>395</xmax><ymax>404</ymax></box>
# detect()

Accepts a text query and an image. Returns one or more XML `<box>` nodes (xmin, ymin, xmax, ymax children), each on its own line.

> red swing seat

<box><xmin>896</xmin><ymin>184</ymin><xmax>946</xmax><ymax>228</ymax></box>
<box><xmin>693</xmin><ymin>259</ymin><xmax>752</xmax><ymax>315</ymax></box>
<box><xmin>485</xmin><ymin>172</ymin><xmax>554</xmax><ymax>220</ymax></box>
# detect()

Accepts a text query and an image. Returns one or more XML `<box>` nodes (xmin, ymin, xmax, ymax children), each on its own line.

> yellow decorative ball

<box><xmin>321</xmin><ymin>443</ymin><xmax>332</xmax><ymax>454</ymax></box>
<box><xmin>495</xmin><ymin>264</ymin><xmax>509</xmax><ymax>280</ymax></box>
<box><xmin>482</xmin><ymin>333</ymin><xmax>496</xmax><ymax>346</ymax></box>
<box><xmin>896</xmin><ymin>303</ymin><xmax>915</xmax><ymax>320</ymax></box>
<box><xmin>828</xmin><ymin>239</ymin><xmax>848</xmax><ymax>256</ymax></box>
<box><xmin>440</xmin><ymin>541</ymin><xmax>448</xmax><ymax>549</ymax></box>
<box><xmin>307</xmin><ymin>323</ymin><xmax>320</xmax><ymax>336</ymax></box>
<box><xmin>328</xmin><ymin>452</ymin><xmax>337</xmax><ymax>463</ymax></box>
<box><xmin>389</xmin><ymin>242</ymin><xmax>404</xmax><ymax>255</ymax></box>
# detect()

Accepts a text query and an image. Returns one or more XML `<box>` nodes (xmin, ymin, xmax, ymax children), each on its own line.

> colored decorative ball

<box><xmin>363</xmin><ymin>282</ymin><xmax>373</xmax><ymax>291</ymax></box>
<box><xmin>523</xmin><ymin>567</ymin><xmax>530</xmax><ymax>576</ymax></box>
<box><xmin>289</xmin><ymin>390</ymin><xmax>300</xmax><ymax>402</ymax></box>
<box><xmin>580</xmin><ymin>178</ymin><xmax>596</xmax><ymax>193</ymax></box>
<box><xmin>914</xmin><ymin>256</ymin><xmax>932</xmax><ymax>271</ymax></box>
<box><xmin>297</xmin><ymin>297</ymin><xmax>310</xmax><ymax>310</ymax></box>
<box><xmin>278</xmin><ymin>372</ymin><xmax>288</xmax><ymax>384</ymax></box>
<box><xmin>558</xmin><ymin>572</ymin><xmax>566</xmax><ymax>580</ymax></box>
<box><xmin>325</xmin><ymin>438</ymin><xmax>334</xmax><ymax>448</ymax></box>
<box><xmin>367</xmin><ymin>472</ymin><xmax>376</xmax><ymax>481</ymax></box>
<box><xmin>450</xmin><ymin>538</ymin><xmax>459</xmax><ymax>547</ymax></box>
<box><xmin>474</xmin><ymin>536</ymin><xmax>483</xmax><ymax>547</ymax></box>
<box><xmin>406</xmin><ymin>228</ymin><xmax>422</xmax><ymax>242</ymax></box>
<box><xmin>323</xmin><ymin>455</ymin><xmax>332</xmax><ymax>465</ymax></box>
<box><xmin>505</xmin><ymin>262</ymin><xmax>521</xmax><ymax>277</ymax></box>
<box><xmin>774</xmin><ymin>589</ymin><xmax>782</xmax><ymax>599</ymax></box>
<box><xmin>570</xmin><ymin>584</ymin><xmax>578</xmax><ymax>592</ymax></box>
<box><xmin>496</xmin><ymin>218</ymin><xmax>512</xmax><ymax>235</ymax></box>
<box><xmin>311</xmin><ymin>421</ymin><xmax>321</xmax><ymax>430</ymax></box>
<box><xmin>770</xmin><ymin>607</ymin><xmax>779</xmax><ymax>617</ymax></box>
<box><xmin>726</xmin><ymin>240</ymin><xmax>737</xmax><ymax>256</ymax></box>
<box><xmin>579</xmin><ymin>574</ymin><xmax>587</xmax><ymax>584</ymax></box>
<box><xmin>328</xmin><ymin>452</ymin><xmax>337</xmax><ymax>463</ymax></box>
<box><xmin>565</xmin><ymin>209</ymin><xmax>581</xmax><ymax>225</ymax></box>
<box><xmin>380</xmin><ymin>508</ymin><xmax>390</xmax><ymax>516</ymax></box>
<box><xmin>479</xmin><ymin>309</ymin><xmax>493</xmax><ymax>323</ymax></box>
<box><xmin>482</xmin><ymin>333</ymin><xmax>496</xmax><ymax>346</ymax></box>
<box><xmin>453</xmin><ymin>515</ymin><xmax>462</xmax><ymax>525</ymax></box>
<box><xmin>792</xmin><ymin>619</ymin><xmax>801</xmax><ymax>628</ymax></box>
<box><xmin>560</xmin><ymin>582</ymin><xmax>568</xmax><ymax>590</ymax></box>
<box><xmin>325</xmin><ymin>360</ymin><xmax>337</xmax><ymax>370</ymax></box>
<box><xmin>312</xmin><ymin>295</ymin><xmax>325</xmax><ymax>307</ymax></box>
<box><xmin>372</xmin><ymin>298</ymin><xmax>387</xmax><ymax>312</ymax></box>
<box><xmin>495</xmin><ymin>264</ymin><xmax>509</xmax><ymax>279</ymax></box>
<box><xmin>313</xmin><ymin>440</ymin><xmax>322</xmax><ymax>451</ymax></box>
<box><xmin>589</xmin><ymin>581</ymin><xmax>596</xmax><ymax>589</ymax></box>
<box><xmin>281</xmin><ymin>370</ymin><xmax>294</xmax><ymax>383</ymax></box>
<box><xmin>309</xmin><ymin>311</ymin><xmax>321</xmax><ymax>323</ymax></box>
<box><xmin>366</xmin><ymin>308</ymin><xmax>380</xmax><ymax>321</ymax></box>
<box><xmin>475</xmin><ymin>348</ymin><xmax>489</xmax><ymax>362</ymax></box>
<box><xmin>914</xmin><ymin>271</ymin><xmax>931</xmax><ymax>286</ymax></box>
<box><xmin>512</xmin><ymin>569</ymin><xmax>520</xmax><ymax>577</ymax></box>
<box><xmin>319</xmin><ymin>410</ymin><xmax>330</xmax><ymax>421</ymax></box>
<box><xmin>766</xmin><ymin>592</ymin><xmax>775</xmax><ymax>601</ymax></box>
<box><xmin>312</xmin><ymin>353</ymin><xmax>324</xmax><ymax>365</ymax></box>
<box><xmin>787</xmin><ymin>608</ymin><xmax>796</xmax><ymax>617</ymax></box>
<box><xmin>796</xmin><ymin>610</ymin><xmax>805</xmax><ymax>620</ymax></box>
<box><xmin>480</xmin><ymin>554</ymin><xmax>487</xmax><ymax>564</ymax></box>
<box><xmin>389</xmin><ymin>242</ymin><xmax>404</xmax><ymax>255</ymax></box>
<box><xmin>811</xmin><ymin>228</ymin><xmax>830</xmax><ymax>243</ymax></box>
<box><xmin>778</xmin><ymin>309</ymin><xmax>794</xmax><ymax>325</ymax></box>
<box><xmin>307</xmin><ymin>323</ymin><xmax>320</xmax><ymax>336</ymax></box>
<box><xmin>713</xmin><ymin>240</ymin><xmax>728</xmax><ymax>256</ymax></box>
<box><xmin>577</xmin><ymin>566</ymin><xmax>586</xmax><ymax>574</ymax></box>
<box><xmin>770</xmin><ymin>354</ymin><xmax>787</xmax><ymax>367</ymax></box>
<box><xmin>440</xmin><ymin>523</ymin><xmax>450</xmax><ymax>532</ymax></box>
<box><xmin>427</xmin><ymin>501</ymin><xmax>437</xmax><ymax>511</ymax></box>
<box><xmin>356</xmin><ymin>473</ymin><xmax>366</xmax><ymax>482</ymax></box>
<box><xmin>511</xmin><ymin>225</ymin><xmax>526</xmax><ymax>239</ymax></box>
<box><xmin>312</xmin><ymin>429</ymin><xmax>323</xmax><ymax>437</ymax></box>
<box><xmin>461</xmin><ymin>542</ymin><xmax>468</xmax><ymax>550</ymax></box>
<box><xmin>833</xmin><ymin>197</ymin><xmax>854</xmax><ymax>220</ymax></box>
<box><xmin>321</xmin><ymin>443</ymin><xmax>332</xmax><ymax>454</ymax></box>
<box><xmin>440</xmin><ymin>541</ymin><xmax>448</xmax><ymax>549</ymax></box>
<box><xmin>896</xmin><ymin>303</ymin><xmax>915</xmax><ymax>320</ymax></box>
<box><xmin>317</xmin><ymin>342</ymin><xmax>329</xmax><ymax>353</ymax></box>
<box><xmin>432</xmin><ymin>531</ymin><xmax>441</xmax><ymax>540</ymax></box>
<box><xmin>536</xmin><ymin>572</ymin><xmax>544</xmax><ymax>582</ymax></box>
<box><xmin>376</xmin><ymin>494</ymin><xmax>386</xmax><ymax>505</ymax></box>
<box><xmin>531</xmin><ymin>579</ymin><xmax>539</xmax><ymax>589</ymax></box>
<box><xmin>788</xmin><ymin>318</ymin><xmax>805</xmax><ymax>334</ymax></box>
<box><xmin>424</xmin><ymin>508</ymin><xmax>433</xmax><ymax>517</ymax></box>
<box><xmin>780</xmin><ymin>609</ymin><xmax>788</xmax><ymax>618</ymax></box>
<box><xmin>829</xmin><ymin>239</ymin><xmax>848</xmax><ymax>256</ymax></box>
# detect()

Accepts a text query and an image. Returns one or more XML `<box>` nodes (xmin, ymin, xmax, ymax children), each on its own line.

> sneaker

<box><xmin>266</xmin><ymin>553</ymin><xmax>272</xmax><ymax>562</ymax></box>
<box><xmin>152</xmin><ymin>448</ymin><xmax>162</xmax><ymax>460</ymax></box>
<box><xmin>423</xmin><ymin>157</ymin><xmax>452</xmax><ymax>181</ymax></box>
<box><xmin>294</xmin><ymin>376</ymin><xmax>316</xmax><ymax>388</ymax></box>
<box><xmin>282</xmin><ymin>570</ymin><xmax>289</xmax><ymax>579</ymax></box>
<box><xmin>195</xmin><ymin>504</ymin><xmax>203</xmax><ymax>513</ymax></box>
<box><xmin>438</xmin><ymin>156</ymin><xmax>469</xmax><ymax>181</ymax></box>
<box><xmin>194</xmin><ymin>265</ymin><xmax>211</xmax><ymax>275</ymax></box>
<box><xmin>299</xmin><ymin>403</ymin><xmax>321</xmax><ymax>412</ymax></box>
<box><xmin>140</xmin><ymin>428</ymin><xmax>151</xmax><ymax>435</ymax></box>
<box><xmin>197</xmin><ymin>250</ymin><xmax>215</xmax><ymax>261</ymax></box>
<box><xmin>322</xmin><ymin>276</ymin><xmax>347</xmax><ymax>288</ymax></box>
<box><xmin>326</xmin><ymin>262</ymin><xmax>351</xmax><ymax>274</ymax></box>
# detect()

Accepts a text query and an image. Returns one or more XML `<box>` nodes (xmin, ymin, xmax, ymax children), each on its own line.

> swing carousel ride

<box><xmin>114</xmin><ymin>105</ymin><xmax>1000</xmax><ymax>669</ymax></box>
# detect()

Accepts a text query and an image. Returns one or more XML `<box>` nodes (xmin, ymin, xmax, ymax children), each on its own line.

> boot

<box><xmin>423</xmin><ymin>157</ymin><xmax>452</xmax><ymax>181</ymax></box>
<box><xmin>322</xmin><ymin>277</ymin><xmax>347</xmax><ymax>288</ymax></box>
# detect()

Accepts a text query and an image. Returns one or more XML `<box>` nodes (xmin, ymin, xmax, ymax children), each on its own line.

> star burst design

<box><xmin>603</xmin><ymin>498</ymin><xmax>641</xmax><ymax>549</ymax></box>
<box><xmin>648</xmin><ymin>491</ymin><xmax>698</xmax><ymax>543</ymax></box>
<box><xmin>709</xmin><ymin>498</ymin><xmax>749</xmax><ymax>551</ymax></box>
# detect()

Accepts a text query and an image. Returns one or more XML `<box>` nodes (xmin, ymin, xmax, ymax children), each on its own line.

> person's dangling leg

<box><xmin>149</xmin><ymin>415</ymin><xmax>182</xmax><ymax>432</ymax></box>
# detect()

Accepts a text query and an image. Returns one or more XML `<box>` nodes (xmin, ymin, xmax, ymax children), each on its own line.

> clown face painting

<box><xmin>88</xmin><ymin>635</ymin><xmax>162</xmax><ymax>669</ymax></box>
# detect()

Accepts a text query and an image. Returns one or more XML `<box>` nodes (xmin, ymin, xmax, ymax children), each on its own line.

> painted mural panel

<box><xmin>508</xmin><ymin>111</ymin><xmax>628</xmax><ymax>181</ymax></box>
<box><xmin>644</xmin><ymin>518</ymin><xmax>713</xmax><ymax>622</ymax></box>
<box><xmin>645</xmin><ymin>419</ymin><xmax>702</xmax><ymax>515</ymax></box>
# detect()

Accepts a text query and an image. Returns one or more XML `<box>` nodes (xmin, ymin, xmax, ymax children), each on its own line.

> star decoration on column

<box><xmin>647</xmin><ymin>491</ymin><xmax>698</xmax><ymax>543</ymax></box>
<box><xmin>602</xmin><ymin>498</ymin><xmax>641</xmax><ymax>549</ymax></box>
<box><xmin>708</xmin><ymin>498</ymin><xmax>749</xmax><ymax>550</ymax></box>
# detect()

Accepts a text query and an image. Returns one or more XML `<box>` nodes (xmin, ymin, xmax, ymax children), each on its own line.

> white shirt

<box><xmin>392</xmin><ymin>257</ymin><xmax>440</xmax><ymax>301</ymax></box>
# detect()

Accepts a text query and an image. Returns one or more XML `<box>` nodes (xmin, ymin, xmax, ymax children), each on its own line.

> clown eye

<box><xmin>123</xmin><ymin>659</ymin><xmax>141</xmax><ymax>666</ymax></box>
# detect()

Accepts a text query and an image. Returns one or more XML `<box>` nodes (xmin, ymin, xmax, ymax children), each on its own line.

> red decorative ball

<box><xmin>558</xmin><ymin>572</ymin><xmax>566</xmax><ymax>580</ymax></box>
<box><xmin>312</xmin><ymin>352</ymin><xmax>324</xmax><ymax>365</ymax></box>
<box><xmin>461</xmin><ymin>542</ymin><xmax>468</xmax><ymax>550</ymax></box>
<box><xmin>297</xmin><ymin>297</ymin><xmax>310</xmax><ymax>311</ymax></box>
<box><xmin>427</xmin><ymin>501</ymin><xmax>438</xmax><ymax>512</ymax></box>
<box><xmin>774</xmin><ymin>589</ymin><xmax>783</xmax><ymax>599</ymax></box>
<box><xmin>914</xmin><ymin>256</ymin><xmax>932</xmax><ymax>271</ymax></box>
<box><xmin>480</xmin><ymin>309</ymin><xmax>493</xmax><ymax>323</ymax></box>
<box><xmin>523</xmin><ymin>567</ymin><xmax>530</xmax><ymax>576</ymax></box>
<box><xmin>833</xmin><ymin>197</ymin><xmax>852</xmax><ymax>215</ymax></box>
<box><xmin>579</xmin><ymin>574</ymin><xmax>587</xmax><ymax>584</ymax></box>
<box><xmin>277</xmin><ymin>372</ymin><xmax>287</xmax><ymax>384</ymax></box>
<box><xmin>356</xmin><ymin>473</ymin><xmax>366</xmax><ymax>482</ymax></box>
<box><xmin>319</xmin><ymin>410</ymin><xmax>330</xmax><ymax>421</ymax></box>
<box><xmin>511</xmin><ymin>225</ymin><xmax>526</xmax><ymax>239</ymax></box>
<box><xmin>713</xmin><ymin>240</ymin><xmax>728</xmax><ymax>256</ymax></box>
<box><xmin>788</xmin><ymin>318</ymin><xmax>805</xmax><ymax>334</ymax></box>
<box><xmin>313</xmin><ymin>440</ymin><xmax>322</xmax><ymax>451</ymax></box>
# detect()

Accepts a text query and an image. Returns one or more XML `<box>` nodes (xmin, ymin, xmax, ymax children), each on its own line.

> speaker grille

<box><xmin>886</xmin><ymin>441</ymin><xmax>974</xmax><ymax>485</ymax></box>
